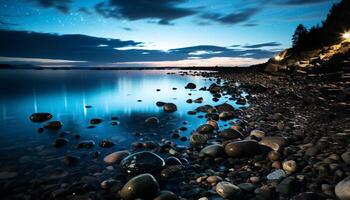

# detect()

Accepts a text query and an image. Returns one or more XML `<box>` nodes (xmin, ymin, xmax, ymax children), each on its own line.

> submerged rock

<box><xmin>163</xmin><ymin>103</ymin><xmax>177</xmax><ymax>113</ymax></box>
<box><xmin>215</xmin><ymin>103</ymin><xmax>235</xmax><ymax>112</ymax></box>
<box><xmin>62</xmin><ymin>155</ymin><xmax>80</xmax><ymax>166</ymax></box>
<box><xmin>44</xmin><ymin>121</ymin><xmax>62</xmax><ymax>130</ymax></box>
<box><xmin>77</xmin><ymin>140</ymin><xmax>95</xmax><ymax>148</ymax></box>
<box><xmin>99</xmin><ymin>140</ymin><xmax>114</xmax><ymax>148</ymax></box>
<box><xmin>185</xmin><ymin>83</ymin><xmax>196</xmax><ymax>89</ymax></box>
<box><xmin>216</xmin><ymin>181</ymin><xmax>242</xmax><ymax>199</ymax></box>
<box><xmin>53</xmin><ymin>138</ymin><xmax>69</xmax><ymax>148</ymax></box>
<box><xmin>104</xmin><ymin>151</ymin><xmax>130</xmax><ymax>164</ymax></box>
<box><xmin>145</xmin><ymin>117</ymin><xmax>159</xmax><ymax>124</ymax></box>
<box><xmin>225</xmin><ymin>140</ymin><xmax>260</xmax><ymax>157</ymax></box>
<box><xmin>120</xmin><ymin>151</ymin><xmax>165</xmax><ymax>175</ymax></box>
<box><xmin>90</xmin><ymin>118</ymin><xmax>102</xmax><ymax>124</ymax></box>
<box><xmin>196</xmin><ymin>124</ymin><xmax>214</xmax><ymax>134</ymax></box>
<box><xmin>120</xmin><ymin>173</ymin><xmax>160</xmax><ymax>200</ymax></box>
<box><xmin>190</xmin><ymin>133</ymin><xmax>207</xmax><ymax>146</ymax></box>
<box><xmin>30</xmin><ymin>112</ymin><xmax>52</xmax><ymax>123</ymax></box>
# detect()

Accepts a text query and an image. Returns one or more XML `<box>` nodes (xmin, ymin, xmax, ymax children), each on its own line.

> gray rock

<box><xmin>341</xmin><ymin>151</ymin><xmax>350</xmax><ymax>165</ymax></box>
<box><xmin>219</xmin><ymin>128</ymin><xmax>244</xmax><ymax>140</ymax></box>
<box><xmin>216</xmin><ymin>181</ymin><xmax>242</xmax><ymax>199</ymax></box>
<box><xmin>335</xmin><ymin>177</ymin><xmax>350</xmax><ymax>200</ymax></box>
<box><xmin>199</xmin><ymin>144</ymin><xmax>225</xmax><ymax>158</ymax></box>
<box><xmin>267</xmin><ymin>169</ymin><xmax>286</xmax><ymax>180</ymax></box>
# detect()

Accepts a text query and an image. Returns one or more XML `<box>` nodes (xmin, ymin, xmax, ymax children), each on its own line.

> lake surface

<box><xmin>0</xmin><ymin>69</ymin><xmax>245</xmax><ymax>197</ymax></box>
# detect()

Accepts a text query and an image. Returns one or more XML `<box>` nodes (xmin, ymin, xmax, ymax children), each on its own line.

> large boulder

<box><xmin>120</xmin><ymin>173</ymin><xmax>159</xmax><ymax>200</ymax></box>
<box><xmin>225</xmin><ymin>140</ymin><xmax>261</xmax><ymax>157</ymax></box>
<box><xmin>120</xmin><ymin>151</ymin><xmax>165</xmax><ymax>175</ymax></box>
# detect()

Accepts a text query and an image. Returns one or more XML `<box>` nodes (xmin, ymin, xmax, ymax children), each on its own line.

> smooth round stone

<box><xmin>44</xmin><ymin>121</ymin><xmax>62</xmax><ymax>130</ymax></box>
<box><xmin>194</xmin><ymin>97</ymin><xmax>203</xmax><ymax>103</ymax></box>
<box><xmin>100</xmin><ymin>179</ymin><xmax>118</xmax><ymax>189</ymax></box>
<box><xmin>282</xmin><ymin>160</ymin><xmax>297</xmax><ymax>174</ymax></box>
<box><xmin>207</xmin><ymin>176</ymin><xmax>223</xmax><ymax>184</ymax></box>
<box><xmin>190</xmin><ymin>133</ymin><xmax>207</xmax><ymax>146</ymax></box>
<box><xmin>199</xmin><ymin>144</ymin><xmax>225</xmax><ymax>158</ymax></box>
<box><xmin>341</xmin><ymin>152</ymin><xmax>350</xmax><ymax>165</ymax></box>
<box><xmin>259</xmin><ymin>137</ymin><xmax>288</xmax><ymax>151</ymax></box>
<box><xmin>267</xmin><ymin>169</ymin><xmax>286</xmax><ymax>180</ymax></box>
<box><xmin>99</xmin><ymin>140</ymin><xmax>114</xmax><ymax>148</ymax></box>
<box><xmin>216</xmin><ymin>181</ymin><xmax>242</xmax><ymax>199</ymax></box>
<box><xmin>120</xmin><ymin>151</ymin><xmax>165</xmax><ymax>175</ymax></box>
<box><xmin>53</xmin><ymin>138</ymin><xmax>69</xmax><ymax>148</ymax></box>
<box><xmin>215</xmin><ymin>103</ymin><xmax>235</xmax><ymax>112</ymax></box>
<box><xmin>335</xmin><ymin>177</ymin><xmax>350</xmax><ymax>200</ymax></box>
<box><xmin>156</xmin><ymin>101</ymin><xmax>165</xmax><ymax>107</ymax></box>
<box><xmin>120</xmin><ymin>173</ymin><xmax>159</xmax><ymax>200</ymax></box>
<box><xmin>219</xmin><ymin>111</ymin><xmax>235</xmax><ymax>120</ymax></box>
<box><xmin>30</xmin><ymin>112</ymin><xmax>52</xmax><ymax>123</ymax></box>
<box><xmin>267</xmin><ymin>151</ymin><xmax>281</xmax><ymax>161</ymax></box>
<box><xmin>154</xmin><ymin>190</ymin><xmax>178</xmax><ymax>200</ymax></box>
<box><xmin>163</xmin><ymin>103</ymin><xmax>177</xmax><ymax>113</ymax></box>
<box><xmin>90</xmin><ymin>118</ymin><xmax>102</xmax><ymax>124</ymax></box>
<box><xmin>250</xmin><ymin>130</ymin><xmax>266</xmax><ymax>138</ymax></box>
<box><xmin>225</xmin><ymin>140</ymin><xmax>260</xmax><ymax>158</ymax></box>
<box><xmin>103</xmin><ymin>151</ymin><xmax>130</xmax><ymax>164</ymax></box>
<box><xmin>196</xmin><ymin>124</ymin><xmax>214</xmax><ymax>134</ymax></box>
<box><xmin>165</xmin><ymin>157</ymin><xmax>182</xmax><ymax>167</ymax></box>
<box><xmin>185</xmin><ymin>83</ymin><xmax>196</xmax><ymax>89</ymax></box>
<box><xmin>206</xmin><ymin>119</ymin><xmax>218</xmax><ymax>129</ymax></box>
<box><xmin>219</xmin><ymin>128</ymin><xmax>244</xmax><ymax>140</ymax></box>
<box><xmin>145</xmin><ymin>117</ymin><xmax>159</xmax><ymax>124</ymax></box>
<box><xmin>77</xmin><ymin>140</ymin><xmax>95</xmax><ymax>148</ymax></box>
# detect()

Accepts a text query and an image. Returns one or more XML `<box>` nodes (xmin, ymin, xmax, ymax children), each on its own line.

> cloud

<box><xmin>78</xmin><ymin>7</ymin><xmax>92</xmax><ymax>15</ymax></box>
<box><xmin>94</xmin><ymin>0</ymin><xmax>197</xmax><ymax>25</ymax></box>
<box><xmin>0</xmin><ymin>30</ymin><xmax>278</xmax><ymax>65</ymax></box>
<box><xmin>0</xmin><ymin>20</ymin><xmax>19</xmax><ymax>28</ymax></box>
<box><xmin>274</xmin><ymin>0</ymin><xmax>332</xmax><ymax>5</ymax></box>
<box><xmin>200</xmin><ymin>8</ymin><xmax>260</xmax><ymax>25</ymax></box>
<box><xmin>243</xmin><ymin>42</ymin><xmax>282</xmax><ymax>48</ymax></box>
<box><xmin>30</xmin><ymin>0</ymin><xmax>73</xmax><ymax>13</ymax></box>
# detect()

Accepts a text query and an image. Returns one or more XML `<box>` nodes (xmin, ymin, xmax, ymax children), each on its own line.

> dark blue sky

<box><xmin>0</xmin><ymin>0</ymin><xmax>340</xmax><ymax>67</ymax></box>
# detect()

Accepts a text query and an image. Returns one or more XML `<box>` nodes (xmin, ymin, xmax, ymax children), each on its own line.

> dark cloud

<box><xmin>30</xmin><ymin>0</ymin><xmax>73</xmax><ymax>13</ymax></box>
<box><xmin>242</xmin><ymin>23</ymin><xmax>259</xmax><ymax>27</ymax></box>
<box><xmin>243</xmin><ymin>42</ymin><xmax>282</xmax><ymax>48</ymax></box>
<box><xmin>200</xmin><ymin>7</ymin><xmax>260</xmax><ymax>25</ymax></box>
<box><xmin>0</xmin><ymin>20</ymin><xmax>19</xmax><ymax>27</ymax></box>
<box><xmin>94</xmin><ymin>0</ymin><xmax>196</xmax><ymax>25</ymax></box>
<box><xmin>0</xmin><ymin>30</ymin><xmax>278</xmax><ymax>63</ymax></box>
<box><xmin>275</xmin><ymin>0</ymin><xmax>331</xmax><ymax>5</ymax></box>
<box><xmin>122</xmin><ymin>27</ymin><xmax>132</xmax><ymax>31</ymax></box>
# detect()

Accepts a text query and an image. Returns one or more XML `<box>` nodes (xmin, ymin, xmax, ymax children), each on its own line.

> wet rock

<box><xmin>156</xmin><ymin>101</ymin><xmax>165</xmax><ymax>107</ymax></box>
<box><xmin>219</xmin><ymin>111</ymin><xmax>235</xmax><ymax>120</ymax></box>
<box><xmin>30</xmin><ymin>112</ymin><xmax>52</xmax><ymax>123</ymax></box>
<box><xmin>165</xmin><ymin>156</ymin><xmax>182</xmax><ymax>167</ymax></box>
<box><xmin>185</xmin><ymin>83</ymin><xmax>196</xmax><ymax>89</ymax></box>
<box><xmin>283</xmin><ymin>160</ymin><xmax>297</xmax><ymax>174</ymax></box>
<box><xmin>190</xmin><ymin>133</ymin><xmax>207</xmax><ymax>146</ymax></box>
<box><xmin>341</xmin><ymin>151</ymin><xmax>350</xmax><ymax>165</ymax></box>
<box><xmin>250</xmin><ymin>129</ymin><xmax>266</xmax><ymax>138</ymax></box>
<box><xmin>207</xmin><ymin>176</ymin><xmax>223</xmax><ymax>184</ymax></box>
<box><xmin>267</xmin><ymin>151</ymin><xmax>281</xmax><ymax>161</ymax></box>
<box><xmin>77</xmin><ymin>140</ymin><xmax>95</xmax><ymax>148</ymax></box>
<box><xmin>53</xmin><ymin>138</ymin><xmax>69</xmax><ymax>148</ymax></box>
<box><xmin>206</xmin><ymin>120</ymin><xmax>218</xmax><ymax>130</ymax></box>
<box><xmin>100</xmin><ymin>179</ymin><xmax>118</xmax><ymax>190</ymax></box>
<box><xmin>145</xmin><ymin>117</ymin><xmax>159</xmax><ymax>124</ymax></box>
<box><xmin>99</xmin><ymin>140</ymin><xmax>114</xmax><ymax>148</ymax></box>
<box><xmin>267</xmin><ymin>169</ymin><xmax>286</xmax><ymax>180</ymax></box>
<box><xmin>44</xmin><ymin>121</ymin><xmax>63</xmax><ymax>130</ymax></box>
<box><xmin>216</xmin><ymin>181</ymin><xmax>242</xmax><ymax>199</ymax></box>
<box><xmin>62</xmin><ymin>155</ymin><xmax>80</xmax><ymax>166</ymax></box>
<box><xmin>163</xmin><ymin>103</ymin><xmax>177</xmax><ymax>113</ymax></box>
<box><xmin>215</xmin><ymin>103</ymin><xmax>235</xmax><ymax>112</ymax></box>
<box><xmin>196</xmin><ymin>124</ymin><xmax>214</xmax><ymax>134</ymax></box>
<box><xmin>90</xmin><ymin>118</ymin><xmax>102</xmax><ymax>124</ymax></box>
<box><xmin>194</xmin><ymin>97</ymin><xmax>203</xmax><ymax>103</ymax></box>
<box><xmin>120</xmin><ymin>173</ymin><xmax>159</xmax><ymax>200</ymax></box>
<box><xmin>104</xmin><ymin>151</ymin><xmax>130</xmax><ymax>164</ymax></box>
<box><xmin>219</xmin><ymin>128</ymin><xmax>244</xmax><ymax>140</ymax></box>
<box><xmin>335</xmin><ymin>177</ymin><xmax>350</xmax><ymax>200</ymax></box>
<box><xmin>199</xmin><ymin>144</ymin><xmax>225</xmax><ymax>158</ymax></box>
<box><xmin>259</xmin><ymin>137</ymin><xmax>288</xmax><ymax>151</ymax></box>
<box><xmin>143</xmin><ymin>141</ymin><xmax>159</xmax><ymax>149</ymax></box>
<box><xmin>154</xmin><ymin>191</ymin><xmax>178</xmax><ymax>200</ymax></box>
<box><xmin>276</xmin><ymin>177</ymin><xmax>298</xmax><ymax>195</ymax></box>
<box><xmin>225</xmin><ymin>140</ymin><xmax>260</xmax><ymax>157</ymax></box>
<box><xmin>120</xmin><ymin>151</ymin><xmax>165</xmax><ymax>175</ymax></box>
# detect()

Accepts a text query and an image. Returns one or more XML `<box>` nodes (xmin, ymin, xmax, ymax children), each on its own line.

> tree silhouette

<box><xmin>292</xmin><ymin>24</ymin><xmax>308</xmax><ymax>49</ymax></box>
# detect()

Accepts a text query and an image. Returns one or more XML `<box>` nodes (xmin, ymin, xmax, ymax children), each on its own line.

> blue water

<box><xmin>0</xmin><ymin>69</ymin><xmax>244</xmax><ymax>183</ymax></box>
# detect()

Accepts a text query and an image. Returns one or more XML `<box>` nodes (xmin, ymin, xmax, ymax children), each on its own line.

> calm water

<box><xmin>0</xmin><ymin>69</ymin><xmax>244</xmax><ymax>187</ymax></box>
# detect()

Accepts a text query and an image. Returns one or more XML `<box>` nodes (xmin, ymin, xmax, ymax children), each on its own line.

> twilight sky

<box><xmin>0</xmin><ymin>0</ymin><xmax>340</xmax><ymax>67</ymax></box>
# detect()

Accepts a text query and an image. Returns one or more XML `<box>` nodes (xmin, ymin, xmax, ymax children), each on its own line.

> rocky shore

<box><xmin>1</xmin><ymin>66</ymin><xmax>346</xmax><ymax>200</ymax></box>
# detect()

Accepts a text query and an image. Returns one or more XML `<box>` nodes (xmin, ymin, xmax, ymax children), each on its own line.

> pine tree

<box><xmin>292</xmin><ymin>24</ymin><xmax>308</xmax><ymax>49</ymax></box>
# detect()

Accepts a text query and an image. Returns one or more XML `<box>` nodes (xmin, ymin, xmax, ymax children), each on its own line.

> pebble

<box><xmin>0</xmin><ymin>171</ymin><xmax>18</xmax><ymax>179</ymax></box>
<box><xmin>120</xmin><ymin>173</ymin><xmax>160</xmax><ymax>200</ymax></box>
<box><xmin>103</xmin><ymin>151</ymin><xmax>130</xmax><ymax>164</ymax></box>
<box><xmin>163</xmin><ymin>103</ymin><xmax>177</xmax><ymax>112</ymax></box>
<box><xmin>99</xmin><ymin>139</ymin><xmax>114</xmax><ymax>148</ymax></box>
<box><xmin>335</xmin><ymin>177</ymin><xmax>350</xmax><ymax>200</ymax></box>
<box><xmin>196</xmin><ymin>124</ymin><xmax>214</xmax><ymax>134</ymax></box>
<box><xmin>185</xmin><ymin>83</ymin><xmax>196</xmax><ymax>89</ymax></box>
<box><xmin>199</xmin><ymin>144</ymin><xmax>225</xmax><ymax>158</ymax></box>
<box><xmin>259</xmin><ymin>136</ymin><xmax>288</xmax><ymax>151</ymax></box>
<box><xmin>250</xmin><ymin>129</ymin><xmax>266</xmax><ymax>138</ymax></box>
<box><xmin>29</xmin><ymin>112</ymin><xmax>52</xmax><ymax>123</ymax></box>
<box><xmin>120</xmin><ymin>151</ymin><xmax>165</xmax><ymax>175</ymax></box>
<box><xmin>145</xmin><ymin>117</ymin><xmax>159</xmax><ymax>124</ymax></box>
<box><xmin>77</xmin><ymin>140</ymin><xmax>95</xmax><ymax>148</ymax></box>
<box><xmin>190</xmin><ymin>133</ymin><xmax>207</xmax><ymax>146</ymax></box>
<box><xmin>154</xmin><ymin>191</ymin><xmax>178</xmax><ymax>200</ymax></box>
<box><xmin>215</xmin><ymin>181</ymin><xmax>242</xmax><ymax>199</ymax></box>
<box><xmin>266</xmin><ymin>169</ymin><xmax>286</xmax><ymax>180</ymax></box>
<box><xmin>225</xmin><ymin>140</ymin><xmax>260</xmax><ymax>157</ymax></box>
<box><xmin>53</xmin><ymin>138</ymin><xmax>69</xmax><ymax>148</ymax></box>
<box><xmin>44</xmin><ymin>121</ymin><xmax>63</xmax><ymax>130</ymax></box>
<box><xmin>219</xmin><ymin>128</ymin><xmax>244</xmax><ymax>140</ymax></box>
<box><xmin>90</xmin><ymin>118</ymin><xmax>102</xmax><ymax>124</ymax></box>
<box><xmin>282</xmin><ymin>160</ymin><xmax>297</xmax><ymax>174</ymax></box>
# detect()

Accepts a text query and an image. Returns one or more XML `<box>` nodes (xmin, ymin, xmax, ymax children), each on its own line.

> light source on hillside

<box><xmin>274</xmin><ymin>55</ymin><xmax>283</xmax><ymax>61</ymax></box>
<box><xmin>343</xmin><ymin>32</ymin><xmax>350</xmax><ymax>40</ymax></box>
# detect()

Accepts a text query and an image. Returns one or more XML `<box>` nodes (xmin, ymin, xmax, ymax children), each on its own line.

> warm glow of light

<box><xmin>343</xmin><ymin>32</ymin><xmax>350</xmax><ymax>40</ymax></box>
<box><xmin>274</xmin><ymin>55</ymin><xmax>282</xmax><ymax>61</ymax></box>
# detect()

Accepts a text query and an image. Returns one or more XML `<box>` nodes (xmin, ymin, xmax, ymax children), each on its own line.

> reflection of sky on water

<box><xmin>0</xmin><ymin>70</ymin><xmax>243</xmax><ymax>157</ymax></box>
